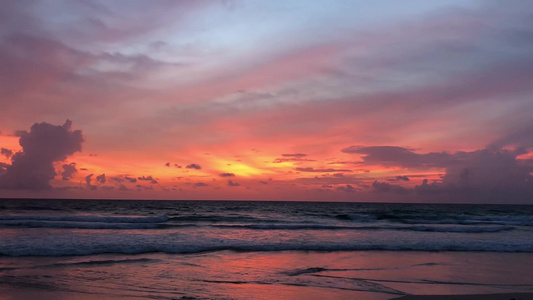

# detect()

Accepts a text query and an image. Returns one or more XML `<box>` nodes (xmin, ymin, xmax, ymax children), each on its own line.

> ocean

<box><xmin>1</xmin><ymin>199</ymin><xmax>533</xmax><ymax>299</ymax></box>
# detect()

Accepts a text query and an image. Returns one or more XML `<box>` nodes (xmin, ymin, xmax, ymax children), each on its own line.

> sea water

<box><xmin>1</xmin><ymin>199</ymin><xmax>532</xmax><ymax>299</ymax></box>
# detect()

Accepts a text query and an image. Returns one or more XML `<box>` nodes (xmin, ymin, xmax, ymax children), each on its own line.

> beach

<box><xmin>1</xmin><ymin>251</ymin><xmax>533</xmax><ymax>299</ymax></box>
<box><xmin>1</xmin><ymin>199</ymin><xmax>533</xmax><ymax>299</ymax></box>
<box><xmin>391</xmin><ymin>293</ymin><xmax>533</xmax><ymax>300</ymax></box>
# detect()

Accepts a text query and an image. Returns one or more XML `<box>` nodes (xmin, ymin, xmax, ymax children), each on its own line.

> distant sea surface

<box><xmin>1</xmin><ymin>199</ymin><xmax>533</xmax><ymax>299</ymax></box>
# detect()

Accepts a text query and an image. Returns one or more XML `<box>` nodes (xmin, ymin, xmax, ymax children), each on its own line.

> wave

<box><xmin>0</xmin><ymin>219</ymin><xmax>516</xmax><ymax>233</ymax></box>
<box><xmin>211</xmin><ymin>223</ymin><xmax>515</xmax><ymax>233</ymax></box>
<box><xmin>0</xmin><ymin>220</ymin><xmax>167</xmax><ymax>230</ymax></box>
<box><xmin>333</xmin><ymin>213</ymin><xmax>533</xmax><ymax>226</ymax></box>
<box><xmin>0</xmin><ymin>214</ymin><xmax>168</xmax><ymax>223</ymax></box>
<box><xmin>2</xmin><ymin>243</ymin><xmax>532</xmax><ymax>257</ymax></box>
<box><xmin>2</xmin><ymin>233</ymin><xmax>533</xmax><ymax>257</ymax></box>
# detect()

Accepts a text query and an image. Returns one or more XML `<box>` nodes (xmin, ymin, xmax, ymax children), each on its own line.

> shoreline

<box><xmin>390</xmin><ymin>293</ymin><xmax>533</xmax><ymax>300</ymax></box>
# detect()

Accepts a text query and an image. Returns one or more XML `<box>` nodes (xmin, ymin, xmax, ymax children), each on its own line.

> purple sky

<box><xmin>0</xmin><ymin>0</ymin><xmax>532</xmax><ymax>202</ymax></box>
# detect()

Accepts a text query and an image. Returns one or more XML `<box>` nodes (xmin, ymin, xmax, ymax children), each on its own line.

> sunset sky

<box><xmin>0</xmin><ymin>0</ymin><xmax>532</xmax><ymax>202</ymax></box>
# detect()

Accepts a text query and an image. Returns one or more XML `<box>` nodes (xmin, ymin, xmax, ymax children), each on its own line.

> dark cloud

<box><xmin>124</xmin><ymin>176</ymin><xmax>137</xmax><ymax>183</ymax></box>
<box><xmin>85</xmin><ymin>174</ymin><xmax>93</xmax><ymax>185</ymax></box>
<box><xmin>487</xmin><ymin>123</ymin><xmax>533</xmax><ymax>150</ymax></box>
<box><xmin>295</xmin><ymin>167</ymin><xmax>352</xmax><ymax>173</ymax></box>
<box><xmin>194</xmin><ymin>182</ymin><xmax>208</xmax><ymax>187</ymax></box>
<box><xmin>138</xmin><ymin>175</ymin><xmax>154</xmax><ymax>181</ymax></box>
<box><xmin>395</xmin><ymin>176</ymin><xmax>410</xmax><ymax>181</ymax></box>
<box><xmin>372</xmin><ymin>181</ymin><xmax>409</xmax><ymax>194</ymax></box>
<box><xmin>150</xmin><ymin>179</ymin><xmax>158</xmax><ymax>184</ymax></box>
<box><xmin>96</xmin><ymin>173</ymin><xmax>106</xmax><ymax>184</ymax></box>
<box><xmin>85</xmin><ymin>174</ymin><xmax>96</xmax><ymax>190</ymax></box>
<box><xmin>0</xmin><ymin>120</ymin><xmax>83</xmax><ymax>190</ymax></box>
<box><xmin>440</xmin><ymin>148</ymin><xmax>531</xmax><ymax>190</ymax></box>
<box><xmin>186</xmin><ymin>163</ymin><xmax>201</xmax><ymax>170</ymax></box>
<box><xmin>336</xmin><ymin>184</ymin><xmax>356</xmax><ymax>193</ymax></box>
<box><xmin>342</xmin><ymin>146</ymin><xmax>454</xmax><ymax>168</ymax></box>
<box><xmin>1</xmin><ymin>148</ymin><xmax>13</xmax><ymax>158</ymax></box>
<box><xmin>0</xmin><ymin>162</ymin><xmax>9</xmax><ymax>174</ymax></box>
<box><xmin>165</xmin><ymin>162</ymin><xmax>170</xmax><ymax>167</ymax></box>
<box><xmin>227</xmin><ymin>180</ymin><xmax>240</xmax><ymax>187</ymax></box>
<box><xmin>61</xmin><ymin>163</ymin><xmax>77</xmax><ymax>180</ymax></box>
<box><xmin>174</xmin><ymin>163</ymin><xmax>182</xmax><ymax>168</ymax></box>
<box><xmin>259</xmin><ymin>180</ymin><xmax>268</xmax><ymax>185</ymax></box>
<box><xmin>219</xmin><ymin>172</ymin><xmax>235</xmax><ymax>177</ymax></box>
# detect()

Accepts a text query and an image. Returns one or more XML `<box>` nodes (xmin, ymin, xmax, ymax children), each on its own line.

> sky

<box><xmin>0</xmin><ymin>0</ymin><xmax>532</xmax><ymax>203</ymax></box>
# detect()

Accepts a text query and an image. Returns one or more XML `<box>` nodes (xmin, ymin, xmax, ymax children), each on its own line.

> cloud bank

<box><xmin>0</xmin><ymin>120</ymin><xmax>83</xmax><ymax>190</ymax></box>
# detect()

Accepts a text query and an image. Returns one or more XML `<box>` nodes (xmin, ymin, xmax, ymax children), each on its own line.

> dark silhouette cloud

<box><xmin>96</xmin><ymin>173</ymin><xmax>106</xmax><ymax>184</ymax></box>
<box><xmin>0</xmin><ymin>162</ymin><xmax>9</xmax><ymax>174</ymax></box>
<box><xmin>85</xmin><ymin>174</ymin><xmax>96</xmax><ymax>190</ymax></box>
<box><xmin>186</xmin><ymin>163</ymin><xmax>201</xmax><ymax>170</ymax></box>
<box><xmin>1</xmin><ymin>148</ymin><xmax>13</xmax><ymax>158</ymax></box>
<box><xmin>124</xmin><ymin>176</ymin><xmax>137</xmax><ymax>183</ymax></box>
<box><xmin>395</xmin><ymin>176</ymin><xmax>410</xmax><ymax>181</ymax></box>
<box><xmin>342</xmin><ymin>146</ymin><xmax>454</xmax><ymax>168</ymax></box>
<box><xmin>194</xmin><ymin>182</ymin><xmax>208</xmax><ymax>187</ymax></box>
<box><xmin>165</xmin><ymin>162</ymin><xmax>170</xmax><ymax>167</ymax></box>
<box><xmin>372</xmin><ymin>181</ymin><xmax>409</xmax><ymax>194</ymax></box>
<box><xmin>336</xmin><ymin>184</ymin><xmax>356</xmax><ymax>193</ymax></box>
<box><xmin>487</xmin><ymin>123</ymin><xmax>533</xmax><ymax>150</ymax></box>
<box><xmin>295</xmin><ymin>167</ymin><xmax>352</xmax><ymax>173</ymax></box>
<box><xmin>174</xmin><ymin>163</ymin><xmax>182</xmax><ymax>168</ymax></box>
<box><xmin>227</xmin><ymin>180</ymin><xmax>240</xmax><ymax>187</ymax></box>
<box><xmin>344</xmin><ymin>144</ymin><xmax>532</xmax><ymax>200</ymax></box>
<box><xmin>61</xmin><ymin>163</ymin><xmax>77</xmax><ymax>180</ymax></box>
<box><xmin>138</xmin><ymin>175</ymin><xmax>154</xmax><ymax>181</ymax></box>
<box><xmin>85</xmin><ymin>174</ymin><xmax>93</xmax><ymax>185</ymax></box>
<box><xmin>0</xmin><ymin>120</ymin><xmax>83</xmax><ymax>190</ymax></box>
<box><xmin>219</xmin><ymin>172</ymin><xmax>235</xmax><ymax>177</ymax></box>
<box><xmin>440</xmin><ymin>148</ymin><xmax>531</xmax><ymax>190</ymax></box>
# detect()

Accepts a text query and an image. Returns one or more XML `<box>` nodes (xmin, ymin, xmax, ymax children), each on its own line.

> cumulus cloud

<box><xmin>344</xmin><ymin>144</ymin><xmax>532</xmax><ymax>200</ymax></box>
<box><xmin>342</xmin><ymin>146</ymin><xmax>453</xmax><ymax>168</ymax></box>
<box><xmin>1</xmin><ymin>148</ymin><xmax>13</xmax><ymax>158</ymax></box>
<box><xmin>372</xmin><ymin>181</ymin><xmax>409</xmax><ymax>194</ymax></box>
<box><xmin>96</xmin><ymin>173</ymin><xmax>106</xmax><ymax>184</ymax></box>
<box><xmin>186</xmin><ymin>163</ymin><xmax>201</xmax><ymax>170</ymax></box>
<box><xmin>0</xmin><ymin>120</ymin><xmax>83</xmax><ymax>190</ymax></box>
<box><xmin>440</xmin><ymin>148</ymin><xmax>531</xmax><ymax>190</ymax></box>
<box><xmin>395</xmin><ymin>176</ymin><xmax>410</xmax><ymax>181</ymax></box>
<box><xmin>219</xmin><ymin>172</ymin><xmax>235</xmax><ymax>177</ymax></box>
<box><xmin>227</xmin><ymin>180</ymin><xmax>240</xmax><ymax>187</ymax></box>
<box><xmin>336</xmin><ymin>184</ymin><xmax>356</xmax><ymax>193</ymax></box>
<box><xmin>124</xmin><ymin>176</ymin><xmax>137</xmax><ymax>183</ymax></box>
<box><xmin>85</xmin><ymin>174</ymin><xmax>96</xmax><ymax>190</ymax></box>
<box><xmin>138</xmin><ymin>175</ymin><xmax>154</xmax><ymax>181</ymax></box>
<box><xmin>61</xmin><ymin>163</ymin><xmax>77</xmax><ymax>180</ymax></box>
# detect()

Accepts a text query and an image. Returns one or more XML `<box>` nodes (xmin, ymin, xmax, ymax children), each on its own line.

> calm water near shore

<box><xmin>1</xmin><ymin>199</ymin><xmax>533</xmax><ymax>299</ymax></box>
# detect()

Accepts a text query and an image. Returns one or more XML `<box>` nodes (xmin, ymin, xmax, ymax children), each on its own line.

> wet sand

<box><xmin>1</xmin><ymin>251</ymin><xmax>533</xmax><ymax>300</ymax></box>
<box><xmin>391</xmin><ymin>293</ymin><xmax>533</xmax><ymax>300</ymax></box>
